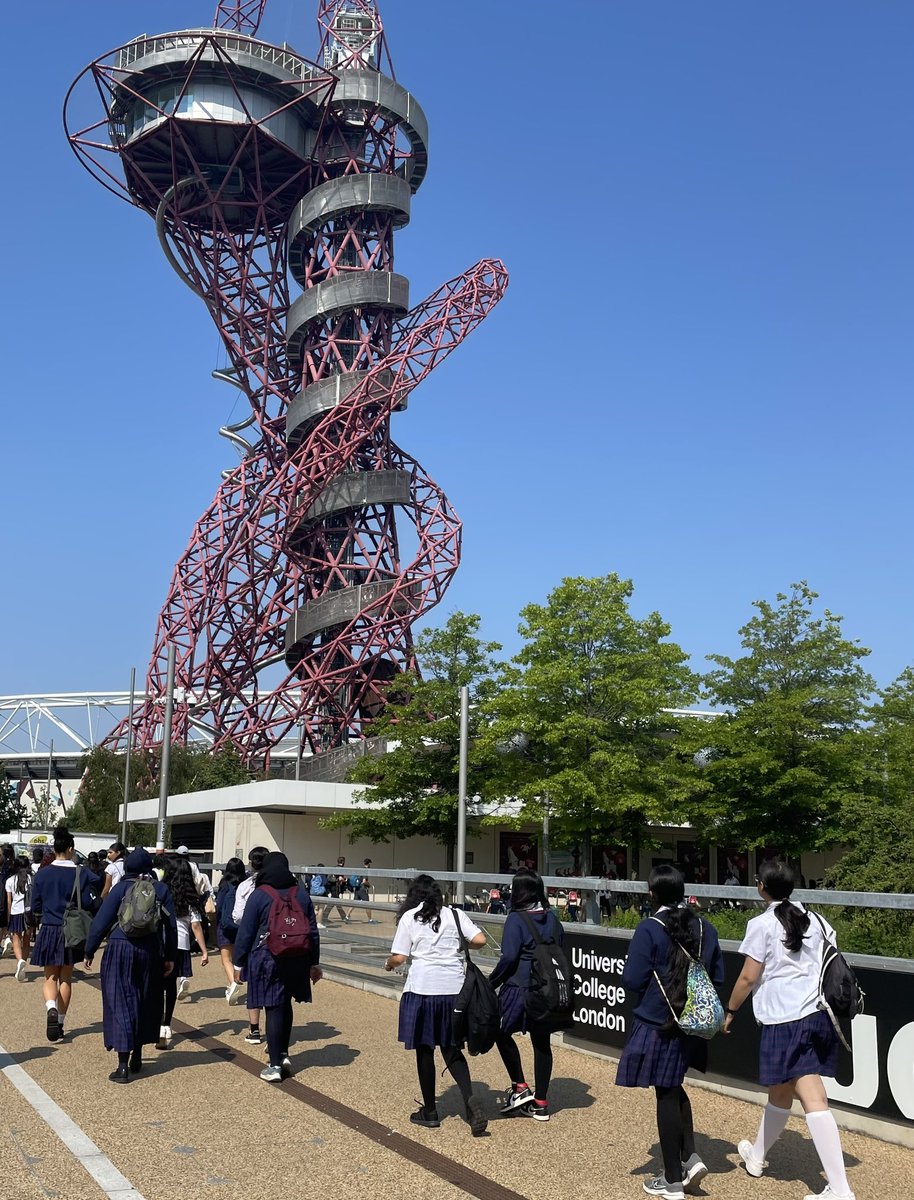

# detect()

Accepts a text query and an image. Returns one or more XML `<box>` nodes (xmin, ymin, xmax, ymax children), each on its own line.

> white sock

<box><xmin>45</xmin><ymin>1000</ymin><xmax>57</xmax><ymax>1012</ymax></box>
<box><xmin>752</xmin><ymin>1103</ymin><xmax>791</xmax><ymax>1158</ymax></box>
<box><xmin>806</xmin><ymin>1110</ymin><xmax>851</xmax><ymax>1196</ymax></box>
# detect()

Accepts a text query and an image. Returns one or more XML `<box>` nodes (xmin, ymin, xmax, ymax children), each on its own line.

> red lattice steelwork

<box><xmin>64</xmin><ymin>3</ymin><xmax>507</xmax><ymax>769</ymax></box>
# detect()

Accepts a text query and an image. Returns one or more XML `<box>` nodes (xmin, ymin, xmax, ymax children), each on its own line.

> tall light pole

<box><xmin>120</xmin><ymin>666</ymin><xmax>136</xmax><ymax>845</ymax></box>
<box><xmin>155</xmin><ymin>644</ymin><xmax>176</xmax><ymax>851</ymax></box>
<box><xmin>455</xmin><ymin>684</ymin><xmax>469</xmax><ymax>906</ymax></box>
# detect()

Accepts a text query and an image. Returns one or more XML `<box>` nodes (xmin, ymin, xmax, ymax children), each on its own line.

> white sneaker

<box><xmin>0</xmin><ymin>937</ymin><xmax>11</xmax><ymax>958</ymax></box>
<box><xmin>225</xmin><ymin>981</ymin><xmax>241</xmax><ymax>1006</ymax></box>
<box><xmin>803</xmin><ymin>1188</ymin><xmax>856</xmax><ymax>1200</ymax></box>
<box><xmin>316</xmin><ymin>922</ymin><xmax>327</xmax><ymax>930</ymax></box>
<box><xmin>176</xmin><ymin>976</ymin><xmax>189</xmax><ymax>1000</ymax></box>
<box><xmin>14</xmin><ymin>959</ymin><xmax>27</xmax><ymax>982</ymax></box>
<box><xmin>156</xmin><ymin>1025</ymin><xmax>172</xmax><ymax>1050</ymax></box>
<box><xmin>738</xmin><ymin>1139</ymin><xmax>765</xmax><ymax>1178</ymax></box>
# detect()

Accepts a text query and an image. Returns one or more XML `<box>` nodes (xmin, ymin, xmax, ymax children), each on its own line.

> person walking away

<box><xmin>491</xmin><ymin>868</ymin><xmax>563</xmax><ymax>1122</ymax></box>
<box><xmin>357</xmin><ymin>858</ymin><xmax>378</xmax><ymax>923</ymax></box>
<box><xmin>233</xmin><ymin>852</ymin><xmax>321</xmax><ymax>1082</ymax></box>
<box><xmin>158</xmin><ymin>855</ymin><xmax>208</xmax><ymax>1048</ymax></box>
<box><xmin>232</xmin><ymin>847</ymin><xmax>268</xmax><ymax>1043</ymax></box>
<box><xmin>5</xmin><ymin>854</ymin><xmax>34</xmax><ymax>980</ymax></box>
<box><xmin>309</xmin><ymin>864</ymin><xmax>328</xmax><ymax>928</ymax></box>
<box><xmin>319</xmin><ymin>857</ymin><xmax>352</xmax><ymax>925</ymax></box>
<box><xmin>215</xmin><ymin>857</ymin><xmax>246</xmax><ymax>1005</ymax></box>
<box><xmin>616</xmin><ymin>864</ymin><xmax>724</xmax><ymax>1200</ymax></box>
<box><xmin>83</xmin><ymin>849</ymin><xmax>177</xmax><ymax>1083</ymax></box>
<box><xmin>725</xmin><ymin>860</ymin><xmax>855</xmax><ymax>1200</ymax></box>
<box><xmin>101</xmin><ymin>842</ymin><xmax>127</xmax><ymax>900</ymax></box>
<box><xmin>385</xmin><ymin>873</ymin><xmax>488</xmax><ymax>1135</ymax></box>
<box><xmin>29</xmin><ymin>826</ymin><xmax>97</xmax><ymax>1042</ymax></box>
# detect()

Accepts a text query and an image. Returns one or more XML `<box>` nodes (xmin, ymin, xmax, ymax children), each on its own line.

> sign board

<box><xmin>566</xmin><ymin>927</ymin><xmax>914</xmax><ymax>1124</ymax></box>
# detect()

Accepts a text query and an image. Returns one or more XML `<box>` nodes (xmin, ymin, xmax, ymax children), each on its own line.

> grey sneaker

<box><xmin>737</xmin><ymin>1139</ymin><xmax>765</xmax><ymax>1178</ymax></box>
<box><xmin>682</xmin><ymin>1154</ymin><xmax>708</xmax><ymax>1190</ymax></box>
<box><xmin>260</xmin><ymin>1064</ymin><xmax>282</xmax><ymax>1082</ymax></box>
<box><xmin>643</xmin><ymin>1177</ymin><xmax>685</xmax><ymax>1200</ymax></box>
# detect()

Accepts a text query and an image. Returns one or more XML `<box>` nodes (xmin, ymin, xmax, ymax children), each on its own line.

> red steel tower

<box><xmin>65</xmin><ymin>2</ymin><xmax>507</xmax><ymax>773</ymax></box>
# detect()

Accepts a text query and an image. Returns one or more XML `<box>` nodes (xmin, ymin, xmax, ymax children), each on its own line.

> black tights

<box><xmin>266</xmin><ymin>997</ymin><xmax>294</xmax><ymax>1067</ymax></box>
<box><xmin>414</xmin><ymin>1045</ymin><xmax>473</xmax><ymax>1111</ymax></box>
<box><xmin>163</xmin><ymin>975</ymin><xmax>177</xmax><ymax>1026</ymax></box>
<box><xmin>495</xmin><ymin>1028</ymin><xmax>553</xmax><ymax>1100</ymax></box>
<box><xmin>655</xmin><ymin>1085</ymin><xmax>695</xmax><ymax>1183</ymax></box>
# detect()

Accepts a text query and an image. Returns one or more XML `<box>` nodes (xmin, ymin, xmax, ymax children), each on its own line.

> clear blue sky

<box><xmin>3</xmin><ymin>0</ymin><xmax>912</xmax><ymax>696</ymax></box>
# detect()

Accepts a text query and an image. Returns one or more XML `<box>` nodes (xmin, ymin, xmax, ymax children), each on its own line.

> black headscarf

<box><xmin>257</xmin><ymin>851</ymin><xmax>297</xmax><ymax>890</ymax></box>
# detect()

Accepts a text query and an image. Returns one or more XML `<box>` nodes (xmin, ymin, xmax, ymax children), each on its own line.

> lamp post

<box><xmin>155</xmin><ymin>644</ymin><xmax>176</xmax><ymax>851</ymax></box>
<box><xmin>455</xmin><ymin>685</ymin><xmax>469</xmax><ymax>906</ymax></box>
<box><xmin>120</xmin><ymin>666</ymin><xmax>135</xmax><ymax>845</ymax></box>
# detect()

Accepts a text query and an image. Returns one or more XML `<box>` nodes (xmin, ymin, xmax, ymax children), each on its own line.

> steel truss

<box><xmin>64</xmin><ymin>2</ymin><xmax>507</xmax><ymax>768</ymax></box>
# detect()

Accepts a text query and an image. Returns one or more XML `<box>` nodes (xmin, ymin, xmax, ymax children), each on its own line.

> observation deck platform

<box><xmin>0</xmin><ymin>923</ymin><xmax>904</xmax><ymax>1200</ymax></box>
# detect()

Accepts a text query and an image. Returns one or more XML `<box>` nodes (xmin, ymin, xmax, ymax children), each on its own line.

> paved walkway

<box><xmin>0</xmin><ymin>950</ymin><xmax>904</xmax><ymax>1200</ymax></box>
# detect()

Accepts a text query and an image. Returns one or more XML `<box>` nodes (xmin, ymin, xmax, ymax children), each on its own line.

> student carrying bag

<box><xmin>810</xmin><ymin>911</ymin><xmax>864</xmax><ymax>1051</ymax></box>
<box><xmin>63</xmin><ymin>867</ymin><xmax>93</xmax><ymax>949</ymax></box>
<box><xmin>520</xmin><ymin>910</ymin><xmax>575</xmax><ymax>1029</ymax></box>
<box><xmin>451</xmin><ymin>907</ymin><xmax>500</xmax><ymax>1055</ymax></box>
<box><xmin>649</xmin><ymin>916</ymin><xmax>724</xmax><ymax>1040</ymax></box>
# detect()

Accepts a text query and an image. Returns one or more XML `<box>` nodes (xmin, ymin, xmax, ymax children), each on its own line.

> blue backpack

<box><xmin>650</xmin><ymin>916</ymin><xmax>724</xmax><ymax>1040</ymax></box>
<box><xmin>310</xmin><ymin>874</ymin><xmax>326</xmax><ymax>897</ymax></box>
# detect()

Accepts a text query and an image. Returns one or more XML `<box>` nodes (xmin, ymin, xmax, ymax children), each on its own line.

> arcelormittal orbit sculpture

<box><xmin>65</xmin><ymin>1</ymin><xmax>507</xmax><ymax>772</ymax></box>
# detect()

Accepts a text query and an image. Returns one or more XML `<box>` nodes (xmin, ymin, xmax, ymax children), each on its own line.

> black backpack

<box><xmin>520</xmin><ymin>910</ymin><xmax>575</xmax><ymax>1029</ymax></box>
<box><xmin>450</xmin><ymin>907</ymin><xmax>500</xmax><ymax>1056</ymax></box>
<box><xmin>810</xmin><ymin>912</ymin><xmax>864</xmax><ymax>1051</ymax></box>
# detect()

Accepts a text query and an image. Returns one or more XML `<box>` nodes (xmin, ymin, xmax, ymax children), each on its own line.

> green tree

<box><xmin>483</xmin><ymin>575</ymin><xmax>699</xmax><ymax>854</ymax></box>
<box><xmin>326</xmin><ymin>612</ymin><xmax>503</xmax><ymax>865</ymax></box>
<box><xmin>0</xmin><ymin>783</ymin><xmax>28</xmax><ymax>830</ymax></box>
<box><xmin>689</xmin><ymin>582</ymin><xmax>873</xmax><ymax>855</ymax></box>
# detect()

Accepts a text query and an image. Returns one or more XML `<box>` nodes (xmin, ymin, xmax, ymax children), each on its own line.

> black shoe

<box><xmin>108</xmin><ymin>1065</ymin><xmax>130</xmax><ymax>1084</ymax></box>
<box><xmin>409</xmin><ymin>1106</ymin><xmax>440</xmax><ymax>1128</ymax></box>
<box><xmin>129</xmin><ymin>1052</ymin><xmax>143</xmax><ymax>1074</ymax></box>
<box><xmin>465</xmin><ymin>1095</ymin><xmax>488</xmax><ymax>1137</ymax></box>
<box><xmin>46</xmin><ymin>1008</ymin><xmax>62</xmax><ymax>1043</ymax></box>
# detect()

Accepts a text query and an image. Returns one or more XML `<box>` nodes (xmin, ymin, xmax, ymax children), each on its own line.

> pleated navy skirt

<box><xmin>499</xmin><ymin>982</ymin><xmax>529</xmax><ymax>1036</ymax></box>
<box><xmin>175</xmin><ymin>949</ymin><xmax>193</xmax><ymax>978</ymax></box>
<box><xmin>100</xmin><ymin>937</ymin><xmax>163</xmax><ymax>1052</ymax></box>
<box><xmin>8</xmin><ymin>914</ymin><xmax>28</xmax><ymax>935</ymax></box>
<box><xmin>616</xmin><ymin>1018</ymin><xmax>708</xmax><ymax>1088</ymax></box>
<box><xmin>758</xmin><ymin>1010</ymin><xmax>839</xmax><ymax>1086</ymax></box>
<box><xmin>31</xmin><ymin>923</ymin><xmax>83</xmax><ymax>967</ymax></box>
<box><xmin>216</xmin><ymin>927</ymin><xmax>234</xmax><ymax>949</ymax></box>
<box><xmin>244</xmin><ymin>943</ymin><xmax>312</xmax><ymax>1009</ymax></box>
<box><xmin>398</xmin><ymin>991</ymin><xmax>458</xmax><ymax>1050</ymax></box>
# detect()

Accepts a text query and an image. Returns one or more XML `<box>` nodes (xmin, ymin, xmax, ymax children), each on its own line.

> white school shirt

<box><xmin>738</xmin><ymin>902</ymin><xmax>833</xmax><ymax>1026</ymax></box>
<box><xmin>105</xmin><ymin>859</ymin><xmax>126</xmax><ymax>886</ymax></box>
<box><xmin>232</xmin><ymin>876</ymin><xmax>256</xmax><ymax>924</ymax></box>
<box><xmin>176</xmin><ymin>909</ymin><xmax>202</xmax><ymax>952</ymax></box>
<box><xmin>390</xmin><ymin>905</ymin><xmax>482</xmax><ymax>996</ymax></box>
<box><xmin>5</xmin><ymin>876</ymin><xmax>30</xmax><ymax>915</ymax></box>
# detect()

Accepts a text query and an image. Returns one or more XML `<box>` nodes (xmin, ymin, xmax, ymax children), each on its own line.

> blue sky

<box><xmin>2</xmin><ymin>0</ymin><xmax>912</xmax><ymax>698</ymax></box>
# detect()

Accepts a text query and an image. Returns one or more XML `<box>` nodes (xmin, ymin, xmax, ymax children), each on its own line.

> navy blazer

<box><xmin>233</xmin><ymin>884</ymin><xmax>319</xmax><ymax>969</ymax></box>
<box><xmin>489</xmin><ymin>908</ymin><xmax>564</xmax><ymax>990</ymax></box>
<box><xmin>621</xmin><ymin>912</ymin><xmax>725</xmax><ymax>1028</ymax></box>
<box><xmin>30</xmin><ymin>863</ymin><xmax>97</xmax><ymax>926</ymax></box>
<box><xmin>84</xmin><ymin>875</ymin><xmax>178</xmax><ymax>961</ymax></box>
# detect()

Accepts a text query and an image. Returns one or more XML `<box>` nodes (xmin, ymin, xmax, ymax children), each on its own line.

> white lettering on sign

<box><xmin>571</xmin><ymin>945</ymin><xmax>628</xmax><ymax>1033</ymax></box>
<box><xmin>887</xmin><ymin>1022</ymin><xmax>914</xmax><ymax>1120</ymax></box>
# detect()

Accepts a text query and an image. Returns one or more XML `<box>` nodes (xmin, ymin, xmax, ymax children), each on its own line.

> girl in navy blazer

<box><xmin>29</xmin><ymin>826</ymin><xmax>98</xmax><ymax>1043</ymax></box>
<box><xmin>234</xmin><ymin>852</ymin><xmax>321</xmax><ymax>1083</ymax></box>
<box><xmin>617</xmin><ymin>864</ymin><xmax>724</xmax><ymax>1200</ymax></box>
<box><xmin>84</xmin><ymin>848</ymin><xmax>178</xmax><ymax>1083</ymax></box>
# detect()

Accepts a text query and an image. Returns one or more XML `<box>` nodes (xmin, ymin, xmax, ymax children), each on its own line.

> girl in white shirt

<box><xmin>158</xmin><ymin>855</ymin><xmax>208</xmax><ymax>1048</ymax></box>
<box><xmin>4</xmin><ymin>855</ymin><xmax>33</xmax><ymax>982</ymax></box>
<box><xmin>385</xmin><ymin>874</ymin><xmax>488</xmax><ymax>1135</ymax></box>
<box><xmin>725</xmin><ymin>860</ymin><xmax>854</xmax><ymax>1200</ymax></box>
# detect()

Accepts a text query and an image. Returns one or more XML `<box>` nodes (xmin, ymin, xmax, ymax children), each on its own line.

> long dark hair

<box><xmin>758</xmin><ymin>859</ymin><xmax>809</xmax><ymax>952</ymax></box>
<box><xmin>13</xmin><ymin>854</ymin><xmax>31</xmax><ymax>897</ymax></box>
<box><xmin>164</xmin><ymin>855</ymin><xmax>199</xmax><ymax>919</ymax></box>
<box><xmin>217</xmin><ymin>857</ymin><xmax>246</xmax><ymax>893</ymax></box>
<box><xmin>649</xmin><ymin>864</ymin><xmax>701</xmax><ymax>1016</ymax></box>
<box><xmin>397</xmin><ymin>873</ymin><xmax>444</xmax><ymax>931</ymax></box>
<box><xmin>510</xmin><ymin>867</ymin><xmax>549</xmax><ymax>911</ymax></box>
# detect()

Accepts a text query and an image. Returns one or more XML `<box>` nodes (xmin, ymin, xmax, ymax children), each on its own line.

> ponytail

<box><xmin>758</xmin><ymin>859</ymin><xmax>809</xmax><ymax>952</ymax></box>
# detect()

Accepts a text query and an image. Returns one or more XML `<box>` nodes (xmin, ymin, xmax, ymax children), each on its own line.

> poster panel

<box><xmin>499</xmin><ymin>832</ymin><xmax>538</xmax><ymax>873</ymax></box>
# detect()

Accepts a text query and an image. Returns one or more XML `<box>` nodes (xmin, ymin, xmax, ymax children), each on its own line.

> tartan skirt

<box><xmin>245</xmin><ymin>943</ymin><xmax>312</xmax><ymax>1009</ymax></box>
<box><xmin>398</xmin><ymin>991</ymin><xmax>458</xmax><ymax>1050</ymax></box>
<box><xmin>758</xmin><ymin>1010</ymin><xmax>839</xmax><ymax>1086</ymax></box>
<box><xmin>100</xmin><ymin>937</ymin><xmax>164</xmax><ymax>1052</ymax></box>
<box><xmin>616</xmin><ymin>1018</ymin><xmax>708</xmax><ymax>1088</ymax></box>
<box><xmin>499</xmin><ymin>982</ymin><xmax>529</xmax><ymax>1036</ymax></box>
<box><xmin>31</xmin><ymin>923</ymin><xmax>83</xmax><ymax>967</ymax></box>
<box><xmin>8</xmin><ymin>914</ymin><xmax>29</xmax><ymax>935</ymax></box>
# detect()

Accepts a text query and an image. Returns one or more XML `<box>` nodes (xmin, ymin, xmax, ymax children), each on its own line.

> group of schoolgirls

<box><xmin>1</xmin><ymin>845</ymin><xmax>34</xmax><ymax>980</ymax></box>
<box><xmin>386</xmin><ymin>862</ymin><xmax>857</xmax><ymax>1200</ymax></box>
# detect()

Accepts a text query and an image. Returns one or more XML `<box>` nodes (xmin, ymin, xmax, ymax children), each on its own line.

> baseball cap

<box><xmin>176</xmin><ymin>845</ymin><xmax>190</xmax><ymax>855</ymax></box>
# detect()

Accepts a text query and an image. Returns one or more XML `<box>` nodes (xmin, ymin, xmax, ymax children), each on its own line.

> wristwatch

<box><xmin>725</xmin><ymin>1007</ymin><xmax>739</xmax><ymax>1016</ymax></box>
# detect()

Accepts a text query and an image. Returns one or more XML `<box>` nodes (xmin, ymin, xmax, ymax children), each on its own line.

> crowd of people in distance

<box><xmin>0</xmin><ymin>834</ymin><xmax>856</xmax><ymax>1200</ymax></box>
